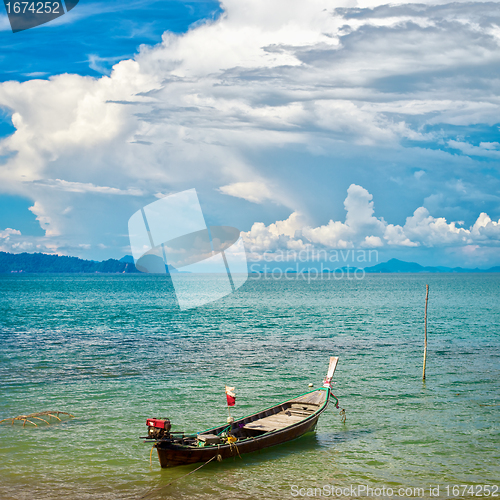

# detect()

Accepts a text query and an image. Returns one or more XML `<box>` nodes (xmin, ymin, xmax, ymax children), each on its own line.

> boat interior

<box><xmin>166</xmin><ymin>389</ymin><xmax>328</xmax><ymax>448</ymax></box>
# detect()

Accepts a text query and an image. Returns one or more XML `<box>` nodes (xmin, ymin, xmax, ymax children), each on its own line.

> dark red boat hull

<box><xmin>155</xmin><ymin>389</ymin><xmax>330</xmax><ymax>467</ymax></box>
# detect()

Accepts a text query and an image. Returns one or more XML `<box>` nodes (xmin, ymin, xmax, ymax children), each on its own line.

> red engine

<box><xmin>147</xmin><ymin>418</ymin><xmax>171</xmax><ymax>440</ymax></box>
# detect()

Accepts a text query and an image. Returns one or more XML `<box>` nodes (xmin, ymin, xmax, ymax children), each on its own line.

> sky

<box><xmin>0</xmin><ymin>0</ymin><xmax>499</xmax><ymax>268</ymax></box>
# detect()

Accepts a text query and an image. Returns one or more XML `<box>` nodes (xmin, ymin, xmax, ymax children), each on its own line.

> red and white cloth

<box><xmin>225</xmin><ymin>385</ymin><xmax>236</xmax><ymax>406</ymax></box>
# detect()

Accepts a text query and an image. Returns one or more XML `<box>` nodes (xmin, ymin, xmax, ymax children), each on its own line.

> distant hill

<box><xmin>365</xmin><ymin>258</ymin><xmax>500</xmax><ymax>273</ymax></box>
<box><xmin>119</xmin><ymin>255</ymin><xmax>135</xmax><ymax>264</ymax></box>
<box><xmin>120</xmin><ymin>255</ymin><xmax>179</xmax><ymax>273</ymax></box>
<box><xmin>0</xmin><ymin>252</ymin><xmax>183</xmax><ymax>274</ymax></box>
<box><xmin>2</xmin><ymin>252</ymin><xmax>498</xmax><ymax>274</ymax></box>
<box><xmin>0</xmin><ymin>252</ymin><xmax>139</xmax><ymax>274</ymax></box>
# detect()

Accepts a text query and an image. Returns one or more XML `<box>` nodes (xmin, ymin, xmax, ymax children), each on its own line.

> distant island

<box><xmin>0</xmin><ymin>251</ymin><xmax>140</xmax><ymax>274</ymax></box>
<box><xmin>364</xmin><ymin>258</ymin><xmax>500</xmax><ymax>273</ymax></box>
<box><xmin>0</xmin><ymin>252</ymin><xmax>178</xmax><ymax>274</ymax></box>
<box><xmin>0</xmin><ymin>252</ymin><xmax>498</xmax><ymax>274</ymax></box>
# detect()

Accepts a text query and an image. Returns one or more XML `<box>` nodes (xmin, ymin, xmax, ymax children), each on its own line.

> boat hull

<box><xmin>155</xmin><ymin>388</ymin><xmax>330</xmax><ymax>467</ymax></box>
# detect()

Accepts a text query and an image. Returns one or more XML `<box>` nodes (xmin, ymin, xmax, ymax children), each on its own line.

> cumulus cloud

<box><xmin>384</xmin><ymin>223</ymin><xmax>419</xmax><ymax>247</ymax></box>
<box><xmin>243</xmin><ymin>211</ymin><xmax>308</xmax><ymax>253</ymax></box>
<box><xmin>0</xmin><ymin>227</ymin><xmax>21</xmax><ymax>238</ymax></box>
<box><xmin>471</xmin><ymin>212</ymin><xmax>500</xmax><ymax>240</ymax></box>
<box><xmin>296</xmin><ymin>185</ymin><xmax>387</xmax><ymax>249</ymax></box>
<box><xmin>403</xmin><ymin>206</ymin><xmax>469</xmax><ymax>246</ymax></box>
<box><xmin>243</xmin><ymin>184</ymin><xmax>500</xmax><ymax>257</ymax></box>
<box><xmin>28</xmin><ymin>201</ymin><xmax>58</xmax><ymax>236</ymax></box>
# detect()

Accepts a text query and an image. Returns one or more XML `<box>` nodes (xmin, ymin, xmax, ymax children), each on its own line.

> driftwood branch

<box><xmin>0</xmin><ymin>411</ymin><xmax>74</xmax><ymax>427</ymax></box>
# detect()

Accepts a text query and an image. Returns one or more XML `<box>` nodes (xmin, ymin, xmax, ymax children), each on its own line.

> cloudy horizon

<box><xmin>0</xmin><ymin>0</ymin><xmax>499</xmax><ymax>268</ymax></box>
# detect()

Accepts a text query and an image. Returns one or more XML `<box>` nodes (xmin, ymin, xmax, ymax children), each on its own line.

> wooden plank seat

<box><xmin>287</xmin><ymin>410</ymin><xmax>314</xmax><ymax>417</ymax></box>
<box><xmin>243</xmin><ymin>421</ymin><xmax>277</xmax><ymax>432</ymax></box>
<box><xmin>289</xmin><ymin>403</ymin><xmax>318</xmax><ymax>410</ymax></box>
<box><xmin>243</xmin><ymin>411</ymin><xmax>307</xmax><ymax>432</ymax></box>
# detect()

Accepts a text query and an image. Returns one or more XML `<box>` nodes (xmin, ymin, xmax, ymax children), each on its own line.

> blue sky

<box><xmin>0</xmin><ymin>1</ymin><xmax>222</xmax><ymax>79</ymax></box>
<box><xmin>0</xmin><ymin>0</ymin><xmax>499</xmax><ymax>268</ymax></box>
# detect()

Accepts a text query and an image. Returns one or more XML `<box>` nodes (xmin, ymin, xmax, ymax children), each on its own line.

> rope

<box><xmin>216</xmin><ymin>424</ymin><xmax>231</xmax><ymax>436</ymax></box>
<box><xmin>339</xmin><ymin>408</ymin><xmax>346</xmax><ymax>424</ymax></box>
<box><xmin>330</xmin><ymin>393</ymin><xmax>340</xmax><ymax>409</ymax></box>
<box><xmin>228</xmin><ymin>439</ymin><xmax>242</xmax><ymax>459</ymax></box>
<box><xmin>149</xmin><ymin>446</ymin><xmax>154</xmax><ymax>466</ymax></box>
<box><xmin>330</xmin><ymin>391</ymin><xmax>346</xmax><ymax>424</ymax></box>
<box><xmin>140</xmin><ymin>455</ymin><xmax>217</xmax><ymax>499</ymax></box>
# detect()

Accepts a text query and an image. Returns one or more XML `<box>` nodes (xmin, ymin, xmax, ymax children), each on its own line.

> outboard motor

<box><xmin>146</xmin><ymin>418</ymin><xmax>171</xmax><ymax>440</ymax></box>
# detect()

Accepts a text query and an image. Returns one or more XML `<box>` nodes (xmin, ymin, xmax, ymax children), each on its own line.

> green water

<box><xmin>0</xmin><ymin>274</ymin><xmax>499</xmax><ymax>499</ymax></box>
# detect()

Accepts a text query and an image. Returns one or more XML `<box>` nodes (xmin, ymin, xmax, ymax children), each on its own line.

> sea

<box><xmin>0</xmin><ymin>273</ymin><xmax>498</xmax><ymax>500</ymax></box>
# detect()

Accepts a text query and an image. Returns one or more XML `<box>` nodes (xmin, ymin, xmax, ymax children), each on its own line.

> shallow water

<box><xmin>0</xmin><ymin>273</ymin><xmax>499</xmax><ymax>499</ymax></box>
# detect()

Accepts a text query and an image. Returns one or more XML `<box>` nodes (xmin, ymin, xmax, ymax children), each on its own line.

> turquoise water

<box><xmin>0</xmin><ymin>273</ymin><xmax>499</xmax><ymax>499</ymax></box>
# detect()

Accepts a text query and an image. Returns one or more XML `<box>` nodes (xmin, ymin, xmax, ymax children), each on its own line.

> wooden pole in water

<box><xmin>422</xmin><ymin>284</ymin><xmax>429</xmax><ymax>381</ymax></box>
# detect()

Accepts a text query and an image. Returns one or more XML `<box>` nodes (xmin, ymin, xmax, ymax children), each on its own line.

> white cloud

<box><xmin>402</xmin><ymin>206</ymin><xmax>470</xmax><ymax>246</ymax></box>
<box><xmin>243</xmin><ymin>184</ymin><xmax>500</xmax><ymax>256</ymax></box>
<box><xmin>471</xmin><ymin>212</ymin><xmax>500</xmax><ymax>241</ymax></box>
<box><xmin>219</xmin><ymin>181</ymin><xmax>274</xmax><ymax>203</ymax></box>
<box><xmin>361</xmin><ymin>235</ymin><xmax>384</xmax><ymax>248</ymax></box>
<box><xmin>243</xmin><ymin>211</ymin><xmax>308</xmax><ymax>253</ymax></box>
<box><xmin>448</xmin><ymin>140</ymin><xmax>500</xmax><ymax>159</ymax></box>
<box><xmin>0</xmin><ymin>226</ymin><xmax>60</xmax><ymax>254</ymax></box>
<box><xmin>243</xmin><ymin>183</ymin><xmax>386</xmax><ymax>252</ymax></box>
<box><xmin>32</xmin><ymin>179</ymin><xmax>144</xmax><ymax>196</ymax></box>
<box><xmin>28</xmin><ymin>201</ymin><xmax>59</xmax><ymax>237</ymax></box>
<box><xmin>87</xmin><ymin>55</ymin><xmax>125</xmax><ymax>76</ymax></box>
<box><xmin>384</xmin><ymin>224</ymin><xmax>419</xmax><ymax>247</ymax></box>
<box><xmin>0</xmin><ymin>227</ymin><xmax>21</xmax><ymax>237</ymax></box>
<box><xmin>298</xmin><ymin>185</ymin><xmax>387</xmax><ymax>248</ymax></box>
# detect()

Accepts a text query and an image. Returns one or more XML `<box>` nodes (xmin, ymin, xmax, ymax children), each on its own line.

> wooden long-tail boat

<box><xmin>143</xmin><ymin>357</ymin><xmax>340</xmax><ymax>468</ymax></box>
